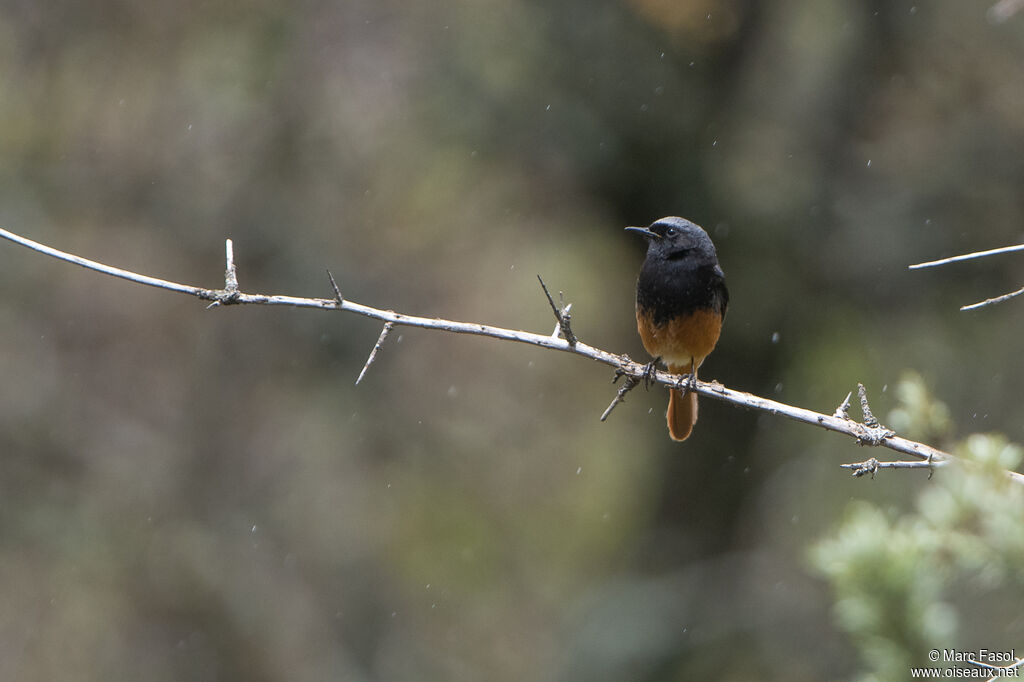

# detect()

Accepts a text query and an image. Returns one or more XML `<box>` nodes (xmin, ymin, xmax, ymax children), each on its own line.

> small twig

<box><xmin>960</xmin><ymin>285</ymin><xmax>1024</xmax><ymax>311</ymax></box>
<box><xmin>600</xmin><ymin>373</ymin><xmax>640</xmax><ymax>422</ymax></box>
<box><xmin>537</xmin><ymin>275</ymin><xmax>577</xmax><ymax>346</ymax></box>
<box><xmin>908</xmin><ymin>243</ymin><xmax>1024</xmax><ymax>269</ymax></box>
<box><xmin>224</xmin><ymin>239</ymin><xmax>238</xmax><ymax>292</ymax></box>
<box><xmin>355</xmin><ymin>321</ymin><xmax>394</xmax><ymax>386</ymax></box>
<box><xmin>326</xmin><ymin>269</ymin><xmax>344</xmax><ymax>305</ymax></box>
<box><xmin>840</xmin><ymin>457</ymin><xmax>946</xmax><ymax>478</ymax></box>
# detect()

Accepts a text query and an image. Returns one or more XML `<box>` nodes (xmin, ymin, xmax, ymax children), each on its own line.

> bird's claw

<box><xmin>641</xmin><ymin>357</ymin><xmax>660</xmax><ymax>390</ymax></box>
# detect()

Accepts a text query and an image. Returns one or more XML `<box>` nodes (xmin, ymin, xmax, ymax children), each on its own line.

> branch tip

<box><xmin>909</xmin><ymin>242</ymin><xmax>1024</xmax><ymax>269</ymax></box>
<box><xmin>224</xmin><ymin>238</ymin><xmax>238</xmax><ymax>293</ymax></box>
<box><xmin>959</xmin><ymin>284</ymin><xmax>1024</xmax><ymax>311</ymax></box>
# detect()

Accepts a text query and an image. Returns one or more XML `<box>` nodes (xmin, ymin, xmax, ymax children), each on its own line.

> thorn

<box><xmin>850</xmin><ymin>384</ymin><xmax>895</xmax><ymax>444</ymax></box>
<box><xmin>537</xmin><ymin>275</ymin><xmax>577</xmax><ymax>346</ymax></box>
<box><xmin>326</xmin><ymin>269</ymin><xmax>344</xmax><ymax>305</ymax></box>
<box><xmin>834</xmin><ymin>391</ymin><xmax>852</xmax><ymax>420</ymax></box>
<box><xmin>355</xmin><ymin>321</ymin><xmax>394</xmax><ymax>386</ymax></box>
<box><xmin>857</xmin><ymin>383</ymin><xmax>879</xmax><ymax>428</ymax></box>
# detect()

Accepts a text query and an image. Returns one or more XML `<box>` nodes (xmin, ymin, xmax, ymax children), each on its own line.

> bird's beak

<box><xmin>624</xmin><ymin>226</ymin><xmax>659</xmax><ymax>239</ymax></box>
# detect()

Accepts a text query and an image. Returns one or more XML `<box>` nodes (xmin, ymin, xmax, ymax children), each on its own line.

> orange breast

<box><xmin>637</xmin><ymin>307</ymin><xmax>723</xmax><ymax>370</ymax></box>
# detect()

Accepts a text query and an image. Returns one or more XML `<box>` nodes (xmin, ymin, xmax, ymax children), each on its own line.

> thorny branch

<box><xmin>2</xmin><ymin>226</ymin><xmax>1022</xmax><ymax>486</ymax></box>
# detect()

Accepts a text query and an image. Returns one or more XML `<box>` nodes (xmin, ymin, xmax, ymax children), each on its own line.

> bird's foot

<box><xmin>641</xmin><ymin>357</ymin><xmax>660</xmax><ymax>390</ymax></box>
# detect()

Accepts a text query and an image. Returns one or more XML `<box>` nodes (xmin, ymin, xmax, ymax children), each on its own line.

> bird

<box><xmin>625</xmin><ymin>217</ymin><xmax>728</xmax><ymax>441</ymax></box>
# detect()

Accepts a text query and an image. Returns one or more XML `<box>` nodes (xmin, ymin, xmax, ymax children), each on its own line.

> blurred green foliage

<box><xmin>1</xmin><ymin>1</ymin><xmax>1023</xmax><ymax>680</ymax></box>
<box><xmin>813</xmin><ymin>376</ymin><xmax>1024</xmax><ymax>681</ymax></box>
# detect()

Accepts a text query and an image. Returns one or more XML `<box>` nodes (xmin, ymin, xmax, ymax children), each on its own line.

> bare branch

<box><xmin>2</xmin><ymin>227</ymin><xmax>1022</xmax><ymax>486</ymax></box>
<box><xmin>910</xmin><ymin>242</ymin><xmax>1024</xmax><ymax>311</ymax></box>
<box><xmin>0</xmin><ymin>226</ymin><xmax>216</xmax><ymax>298</ymax></box>
<box><xmin>908</xmin><ymin>243</ymin><xmax>1024</xmax><ymax>269</ymax></box>
<box><xmin>840</xmin><ymin>457</ymin><xmax>944</xmax><ymax>478</ymax></box>
<box><xmin>960</xmin><ymin>285</ymin><xmax>1024</xmax><ymax>311</ymax></box>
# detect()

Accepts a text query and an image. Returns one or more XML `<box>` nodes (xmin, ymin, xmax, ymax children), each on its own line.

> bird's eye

<box><xmin>665</xmin><ymin>227</ymin><xmax>677</xmax><ymax>237</ymax></box>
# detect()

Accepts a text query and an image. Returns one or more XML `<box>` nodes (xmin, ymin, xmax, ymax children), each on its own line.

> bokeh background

<box><xmin>1</xmin><ymin>1</ymin><xmax>1023</xmax><ymax>680</ymax></box>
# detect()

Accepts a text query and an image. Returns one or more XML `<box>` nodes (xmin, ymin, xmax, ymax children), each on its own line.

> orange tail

<box><xmin>667</xmin><ymin>387</ymin><xmax>697</xmax><ymax>441</ymax></box>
